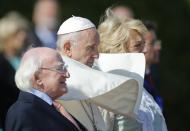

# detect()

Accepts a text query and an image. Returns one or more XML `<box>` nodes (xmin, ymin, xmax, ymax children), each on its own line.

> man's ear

<box><xmin>63</xmin><ymin>41</ymin><xmax>72</xmax><ymax>57</ymax></box>
<box><xmin>32</xmin><ymin>71</ymin><xmax>44</xmax><ymax>90</ymax></box>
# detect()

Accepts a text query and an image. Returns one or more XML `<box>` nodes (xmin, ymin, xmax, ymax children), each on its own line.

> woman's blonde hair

<box><xmin>98</xmin><ymin>8</ymin><xmax>147</xmax><ymax>53</ymax></box>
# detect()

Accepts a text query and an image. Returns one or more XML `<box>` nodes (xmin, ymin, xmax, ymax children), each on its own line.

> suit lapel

<box><xmin>18</xmin><ymin>91</ymin><xmax>82</xmax><ymax>131</ymax></box>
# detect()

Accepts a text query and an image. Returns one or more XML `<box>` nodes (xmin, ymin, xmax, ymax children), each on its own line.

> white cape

<box><xmin>95</xmin><ymin>53</ymin><xmax>168</xmax><ymax>131</ymax></box>
<box><xmin>60</xmin><ymin>54</ymin><xmax>141</xmax><ymax>117</ymax></box>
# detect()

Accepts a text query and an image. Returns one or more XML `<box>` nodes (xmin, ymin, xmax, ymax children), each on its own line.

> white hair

<box><xmin>56</xmin><ymin>31</ymin><xmax>81</xmax><ymax>52</ymax></box>
<box><xmin>15</xmin><ymin>55</ymin><xmax>42</xmax><ymax>92</ymax></box>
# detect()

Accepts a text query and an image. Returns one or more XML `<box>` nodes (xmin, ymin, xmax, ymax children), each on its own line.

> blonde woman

<box><xmin>98</xmin><ymin>8</ymin><xmax>147</xmax><ymax>54</ymax></box>
<box><xmin>98</xmin><ymin>8</ymin><xmax>148</xmax><ymax>131</ymax></box>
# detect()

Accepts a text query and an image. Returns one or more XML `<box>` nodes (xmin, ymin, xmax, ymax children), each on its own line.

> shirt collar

<box><xmin>27</xmin><ymin>88</ymin><xmax>53</xmax><ymax>105</ymax></box>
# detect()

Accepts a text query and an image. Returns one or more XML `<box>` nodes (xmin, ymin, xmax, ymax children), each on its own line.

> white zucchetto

<box><xmin>57</xmin><ymin>16</ymin><xmax>95</xmax><ymax>35</ymax></box>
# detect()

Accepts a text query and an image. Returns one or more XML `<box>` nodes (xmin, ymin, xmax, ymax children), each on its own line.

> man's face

<box><xmin>38</xmin><ymin>53</ymin><xmax>69</xmax><ymax>100</ymax></box>
<box><xmin>113</xmin><ymin>6</ymin><xmax>134</xmax><ymax>19</ymax></box>
<box><xmin>71</xmin><ymin>28</ymin><xmax>99</xmax><ymax>67</ymax></box>
<box><xmin>126</xmin><ymin>29</ymin><xmax>146</xmax><ymax>53</ymax></box>
<box><xmin>153</xmin><ymin>40</ymin><xmax>162</xmax><ymax>63</ymax></box>
<box><xmin>34</xmin><ymin>0</ymin><xmax>58</xmax><ymax>30</ymax></box>
<box><xmin>144</xmin><ymin>30</ymin><xmax>159</xmax><ymax>65</ymax></box>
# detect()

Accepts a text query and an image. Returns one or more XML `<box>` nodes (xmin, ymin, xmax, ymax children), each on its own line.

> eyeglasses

<box><xmin>40</xmin><ymin>63</ymin><xmax>68</xmax><ymax>74</ymax></box>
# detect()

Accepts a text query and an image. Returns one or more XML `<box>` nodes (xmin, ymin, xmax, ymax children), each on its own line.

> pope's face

<box><xmin>71</xmin><ymin>28</ymin><xmax>99</xmax><ymax>67</ymax></box>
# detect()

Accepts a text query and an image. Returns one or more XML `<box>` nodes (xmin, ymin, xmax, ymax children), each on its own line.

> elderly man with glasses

<box><xmin>5</xmin><ymin>47</ymin><xmax>87</xmax><ymax>131</ymax></box>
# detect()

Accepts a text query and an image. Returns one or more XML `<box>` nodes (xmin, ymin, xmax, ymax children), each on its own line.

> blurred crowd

<box><xmin>0</xmin><ymin>0</ymin><xmax>165</xmax><ymax>131</ymax></box>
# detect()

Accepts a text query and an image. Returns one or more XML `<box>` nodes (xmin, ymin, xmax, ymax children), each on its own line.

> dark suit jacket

<box><xmin>144</xmin><ymin>73</ymin><xmax>163</xmax><ymax>110</ymax></box>
<box><xmin>5</xmin><ymin>91</ymin><xmax>86</xmax><ymax>131</ymax></box>
<box><xmin>0</xmin><ymin>53</ymin><xmax>19</xmax><ymax>129</ymax></box>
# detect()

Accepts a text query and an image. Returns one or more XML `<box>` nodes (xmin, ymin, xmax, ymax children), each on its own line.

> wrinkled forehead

<box><xmin>86</xmin><ymin>28</ymin><xmax>100</xmax><ymax>44</ymax></box>
<box><xmin>76</xmin><ymin>28</ymin><xmax>99</xmax><ymax>46</ymax></box>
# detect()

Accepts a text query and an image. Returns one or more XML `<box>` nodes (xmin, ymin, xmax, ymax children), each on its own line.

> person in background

<box><xmin>26</xmin><ymin>0</ymin><xmax>59</xmax><ymax>49</ymax></box>
<box><xmin>143</xmin><ymin>20</ymin><xmax>164</xmax><ymax>110</ymax></box>
<box><xmin>110</xmin><ymin>3</ymin><xmax>134</xmax><ymax>20</ymax></box>
<box><xmin>0</xmin><ymin>11</ymin><xmax>28</xmax><ymax>130</ymax></box>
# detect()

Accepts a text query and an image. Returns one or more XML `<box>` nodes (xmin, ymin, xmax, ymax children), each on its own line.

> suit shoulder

<box><xmin>7</xmin><ymin>101</ymin><xmax>35</xmax><ymax>118</ymax></box>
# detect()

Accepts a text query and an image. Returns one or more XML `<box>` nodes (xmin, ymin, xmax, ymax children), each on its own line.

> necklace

<box><xmin>80</xmin><ymin>100</ymin><xmax>99</xmax><ymax>131</ymax></box>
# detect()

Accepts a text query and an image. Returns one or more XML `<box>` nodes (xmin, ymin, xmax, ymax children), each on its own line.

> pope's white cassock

<box><xmin>59</xmin><ymin>53</ymin><xmax>167</xmax><ymax>131</ymax></box>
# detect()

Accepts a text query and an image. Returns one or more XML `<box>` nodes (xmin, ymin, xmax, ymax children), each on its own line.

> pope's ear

<box><xmin>63</xmin><ymin>41</ymin><xmax>72</xmax><ymax>57</ymax></box>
